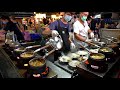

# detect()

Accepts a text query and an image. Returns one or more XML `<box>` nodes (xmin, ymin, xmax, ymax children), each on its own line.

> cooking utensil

<box><xmin>88</xmin><ymin>42</ymin><xmax>100</xmax><ymax>48</ymax></box>
<box><xmin>14</xmin><ymin>45</ymin><xmax>41</xmax><ymax>52</ymax></box>
<box><xmin>33</xmin><ymin>44</ymin><xmax>50</xmax><ymax>53</ymax></box>
<box><xmin>48</xmin><ymin>35</ymin><xmax>63</xmax><ymax>50</ymax></box>
<box><xmin>105</xmin><ymin>36</ymin><xmax>118</xmax><ymax>42</ymax></box>
<box><xmin>98</xmin><ymin>47</ymin><xmax>115</xmax><ymax>62</ymax></box>
<box><xmin>88</xmin><ymin>53</ymin><xmax>106</xmax><ymax>66</ymax></box>
<box><xmin>19</xmin><ymin>44</ymin><xmax>50</xmax><ymax>59</ymax></box>
<box><xmin>28</xmin><ymin>57</ymin><xmax>46</xmax><ymax>74</ymax></box>
<box><xmin>28</xmin><ymin>48</ymin><xmax>56</xmax><ymax>76</ymax></box>
<box><xmin>79</xmin><ymin>44</ymin><xmax>92</xmax><ymax>54</ymax></box>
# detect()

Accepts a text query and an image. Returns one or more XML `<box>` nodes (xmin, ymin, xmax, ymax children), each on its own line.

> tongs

<box><xmin>79</xmin><ymin>44</ymin><xmax>91</xmax><ymax>54</ymax></box>
<box><xmin>88</xmin><ymin>42</ymin><xmax>100</xmax><ymax>48</ymax></box>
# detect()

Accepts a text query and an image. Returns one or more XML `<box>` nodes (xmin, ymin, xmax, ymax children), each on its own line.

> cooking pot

<box><xmin>87</xmin><ymin>53</ymin><xmax>108</xmax><ymax>72</ymax></box>
<box><xmin>28</xmin><ymin>49</ymin><xmax>56</xmax><ymax>76</ymax></box>
<box><xmin>88</xmin><ymin>53</ymin><xmax>106</xmax><ymax>66</ymax></box>
<box><xmin>28</xmin><ymin>56</ymin><xmax>46</xmax><ymax>74</ymax></box>
<box><xmin>98</xmin><ymin>47</ymin><xmax>115</xmax><ymax>62</ymax></box>
<box><xmin>107</xmin><ymin>43</ymin><xmax>120</xmax><ymax>56</ymax></box>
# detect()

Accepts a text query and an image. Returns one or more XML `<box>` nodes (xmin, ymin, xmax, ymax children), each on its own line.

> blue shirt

<box><xmin>49</xmin><ymin>20</ymin><xmax>71</xmax><ymax>32</ymax></box>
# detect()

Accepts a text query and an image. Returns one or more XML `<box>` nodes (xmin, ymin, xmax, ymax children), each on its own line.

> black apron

<box><xmin>57</xmin><ymin>20</ymin><xmax>70</xmax><ymax>52</ymax></box>
<box><xmin>54</xmin><ymin>20</ymin><xmax>70</xmax><ymax>61</ymax></box>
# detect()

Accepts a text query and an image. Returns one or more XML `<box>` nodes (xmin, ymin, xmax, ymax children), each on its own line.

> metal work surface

<box><xmin>0</xmin><ymin>48</ymin><xmax>21</xmax><ymax>78</ymax></box>
<box><xmin>54</xmin><ymin>61</ymin><xmax>74</xmax><ymax>74</ymax></box>
<box><xmin>77</xmin><ymin>56</ymin><xmax>120</xmax><ymax>78</ymax></box>
<box><xmin>0</xmin><ymin>47</ymin><xmax>71</xmax><ymax>78</ymax></box>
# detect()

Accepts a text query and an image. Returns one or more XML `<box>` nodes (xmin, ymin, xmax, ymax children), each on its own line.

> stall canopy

<box><xmin>0</xmin><ymin>12</ymin><xmax>34</xmax><ymax>18</ymax></box>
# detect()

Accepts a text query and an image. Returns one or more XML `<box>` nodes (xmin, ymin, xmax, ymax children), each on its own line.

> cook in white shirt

<box><xmin>73</xmin><ymin>12</ymin><xmax>94</xmax><ymax>48</ymax></box>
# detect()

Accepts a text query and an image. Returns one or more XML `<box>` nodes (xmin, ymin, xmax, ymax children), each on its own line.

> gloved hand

<box><xmin>90</xmin><ymin>32</ymin><xmax>94</xmax><ymax>38</ymax></box>
<box><xmin>70</xmin><ymin>42</ymin><xmax>76</xmax><ymax>49</ymax></box>
<box><xmin>46</xmin><ymin>38</ymin><xmax>54</xmax><ymax>45</ymax></box>
<box><xmin>52</xmin><ymin>30</ymin><xmax>59</xmax><ymax>37</ymax></box>
<box><xmin>85</xmin><ymin>39</ymin><xmax>92</xmax><ymax>44</ymax></box>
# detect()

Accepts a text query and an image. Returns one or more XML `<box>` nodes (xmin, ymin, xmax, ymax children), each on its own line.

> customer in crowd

<box><xmin>116</xmin><ymin>21</ymin><xmax>120</xmax><ymax>29</ymax></box>
<box><xmin>9</xmin><ymin>16</ymin><xmax>24</xmax><ymax>32</ymax></box>
<box><xmin>0</xmin><ymin>15</ymin><xmax>24</xmax><ymax>41</ymax></box>
<box><xmin>73</xmin><ymin>12</ymin><xmax>95</xmax><ymax>48</ymax></box>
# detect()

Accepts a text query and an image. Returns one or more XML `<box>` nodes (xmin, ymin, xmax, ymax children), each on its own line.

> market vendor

<box><xmin>0</xmin><ymin>15</ymin><xmax>24</xmax><ymax>41</ymax></box>
<box><xmin>42</xmin><ymin>12</ymin><xmax>76</xmax><ymax>60</ymax></box>
<box><xmin>73</xmin><ymin>12</ymin><xmax>95</xmax><ymax>48</ymax></box>
<box><xmin>43</xmin><ymin>12</ymin><xmax>76</xmax><ymax>51</ymax></box>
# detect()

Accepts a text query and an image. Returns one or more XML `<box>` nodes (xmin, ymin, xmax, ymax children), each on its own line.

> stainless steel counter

<box><xmin>0</xmin><ymin>47</ymin><xmax>71</xmax><ymax>78</ymax></box>
<box><xmin>47</xmin><ymin>60</ymin><xmax>71</xmax><ymax>78</ymax></box>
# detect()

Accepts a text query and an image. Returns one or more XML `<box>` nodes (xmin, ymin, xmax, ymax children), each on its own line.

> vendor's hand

<box><xmin>52</xmin><ymin>30</ymin><xmax>59</xmax><ymax>37</ymax></box>
<box><xmin>90</xmin><ymin>32</ymin><xmax>94</xmax><ymax>38</ymax></box>
<box><xmin>70</xmin><ymin>42</ymin><xmax>76</xmax><ymax>49</ymax></box>
<box><xmin>85</xmin><ymin>39</ymin><xmax>92</xmax><ymax>44</ymax></box>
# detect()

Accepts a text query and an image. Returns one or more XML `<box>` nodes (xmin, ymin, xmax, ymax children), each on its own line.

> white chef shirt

<box><xmin>73</xmin><ymin>20</ymin><xmax>90</xmax><ymax>48</ymax></box>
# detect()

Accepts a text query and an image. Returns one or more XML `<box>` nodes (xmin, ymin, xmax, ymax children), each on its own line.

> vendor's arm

<box><xmin>74</xmin><ymin>33</ymin><xmax>86</xmax><ymax>42</ymax></box>
<box><xmin>73</xmin><ymin>22</ymin><xmax>92</xmax><ymax>45</ymax></box>
<box><xmin>42</xmin><ymin>21</ymin><xmax>58</xmax><ymax>35</ymax></box>
<box><xmin>88</xmin><ymin>25</ymin><xmax>94</xmax><ymax>38</ymax></box>
<box><xmin>73</xmin><ymin>23</ymin><xmax>86</xmax><ymax>42</ymax></box>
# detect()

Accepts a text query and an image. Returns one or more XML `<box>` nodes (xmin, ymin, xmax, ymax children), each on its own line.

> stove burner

<box><xmin>105</xmin><ymin>57</ymin><xmax>115</xmax><ymax>63</ymax></box>
<box><xmin>84</xmin><ymin>60</ymin><xmax>108</xmax><ymax>73</ymax></box>
<box><xmin>25</xmin><ymin>67</ymin><xmax>49</xmax><ymax>78</ymax></box>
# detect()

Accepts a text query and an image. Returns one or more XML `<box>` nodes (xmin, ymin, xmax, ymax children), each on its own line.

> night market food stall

<box><xmin>0</xmin><ymin>12</ymin><xmax>120</xmax><ymax>78</ymax></box>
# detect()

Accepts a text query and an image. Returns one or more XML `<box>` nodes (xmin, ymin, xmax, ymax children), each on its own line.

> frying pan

<box><xmin>14</xmin><ymin>45</ymin><xmax>41</xmax><ymax>51</ymax></box>
<box><xmin>20</xmin><ymin>34</ymin><xmax>63</xmax><ymax>59</ymax></box>
<box><xmin>20</xmin><ymin>44</ymin><xmax>51</xmax><ymax>59</ymax></box>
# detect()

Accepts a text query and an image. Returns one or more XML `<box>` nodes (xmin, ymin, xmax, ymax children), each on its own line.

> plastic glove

<box><xmin>70</xmin><ymin>42</ymin><xmax>76</xmax><ymax>49</ymax></box>
<box><xmin>85</xmin><ymin>39</ymin><xmax>92</xmax><ymax>43</ymax></box>
<box><xmin>90</xmin><ymin>32</ymin><xmax>94</xmax><ymax>38</ymax></box>
<box><xmin>52</xmin><ymin>30</ymin><xmax>59</xmax><ymax>37</ymax></box>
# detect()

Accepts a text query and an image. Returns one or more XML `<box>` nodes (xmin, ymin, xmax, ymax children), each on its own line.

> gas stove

<box><xmin>24</xmin><ymin>67</ymin><xmax>49</xmax><ymax>78</ymax></box>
